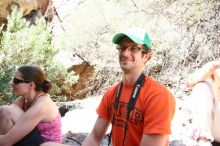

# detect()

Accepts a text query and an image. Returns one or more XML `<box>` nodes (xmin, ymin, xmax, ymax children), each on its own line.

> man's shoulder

<box><xmin>144</xmin><ymin>76</ymin><xmax>172</xmax><ymax>93</ymax></box>
<box><xmin>108</xmin><ymin>82</ymin><xmax>120</xmax><ymax>89</ymax></box>
<box><xmin>104</xmin><ymin>82</ymin><xmax>120</xmax><ymax>94</ymax></box>
<box><xmin>144</xmin><ymin>76</ymin><xmax>165</xmax><ymax>87</ymax></box>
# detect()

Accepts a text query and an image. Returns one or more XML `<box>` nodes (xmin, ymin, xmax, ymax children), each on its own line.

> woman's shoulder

<box><xmin>34</xmin><ymin>94</ymin><xmax>59</xmax><ymax>121</ymax></box>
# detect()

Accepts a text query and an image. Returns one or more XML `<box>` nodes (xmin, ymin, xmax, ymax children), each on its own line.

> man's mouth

<box><xmin>120</xmin><ymin>56</ymin><xmax>132</xmax><ymax>62</ymax></box>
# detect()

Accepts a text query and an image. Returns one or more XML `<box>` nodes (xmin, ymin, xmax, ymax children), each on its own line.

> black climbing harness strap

<box><xmin>108</xmin><ymin>73</ymin><xmax>145</xmax><ymax>146</ymax></box>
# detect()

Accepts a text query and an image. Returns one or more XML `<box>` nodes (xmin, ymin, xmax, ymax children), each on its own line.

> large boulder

<box><xmin>66</xmin><ymin>62</ymin><xmax>95</xmax><ymax>99</ymax></box>
<box><xmin>0</xmin><ymin>0</ymin><xmax>49</xmax><ymax>23</ymax></box>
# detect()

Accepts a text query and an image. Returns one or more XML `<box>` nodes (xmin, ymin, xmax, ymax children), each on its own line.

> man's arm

<box><xmin>186</xmin><ymin>61</ymin><xmax>220</xmax><ymax>89</ymax></box>
<box><xmin>140</xmin><ymin>134</ymin><xmax>168</xmax><ymax>146</ymax></box>
<box><xmin>82</xmin><ymin>116</ymin><xmax>110</xmax><ymax>146</ymax></box>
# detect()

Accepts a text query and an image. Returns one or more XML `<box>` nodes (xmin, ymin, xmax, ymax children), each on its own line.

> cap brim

<box><xmin>112</xmin><ymin>33</ymin><xmax>145</xmax><ymax>45</ymax></box>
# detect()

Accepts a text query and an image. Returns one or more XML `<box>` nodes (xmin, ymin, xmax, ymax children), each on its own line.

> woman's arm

<box><xmin>0</xmin><ymin>98</ymin><xmax>50</xmax><ymax>146</ymax></box>
<box><xmin>186</xmin><ymin>61</ymin><xmax>220</xmax><ymax>89</ymax></box>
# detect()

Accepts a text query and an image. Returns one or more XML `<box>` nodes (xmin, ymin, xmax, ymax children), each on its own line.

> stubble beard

<box><xmin>120</xmin><ymin>62</ymin><xmax>133</xmax><ymax>74</ymax></box>
<box><xmin>119</xmin><ymin>56</ymin><xmax>135</xmax><ymax>74</ymax></box>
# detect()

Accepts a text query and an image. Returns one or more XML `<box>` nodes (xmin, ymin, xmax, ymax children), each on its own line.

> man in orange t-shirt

<box><xmin>82</xmin><ymin>29</ymin><xmax>176</xmax><ymax>146</ymax></box>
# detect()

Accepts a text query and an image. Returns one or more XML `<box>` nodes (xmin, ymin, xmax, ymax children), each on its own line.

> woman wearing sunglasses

<box><xmin>0</xmin><ymin>65</ymin><xmax>62</xmax><ymax>146</ymax></box>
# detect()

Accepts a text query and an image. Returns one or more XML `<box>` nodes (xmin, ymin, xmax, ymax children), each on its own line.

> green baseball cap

<box><xmin>112</xmin><ymin>29</ymin><xmax>151</xmax><ymax>48</ymax></box>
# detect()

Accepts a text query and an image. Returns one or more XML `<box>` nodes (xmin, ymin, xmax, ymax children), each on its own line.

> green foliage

<box><xmin>45</xmin><ymin>61</ymin><xmax>78</xmax><ymax>101</ymax></box>
<box><xmin>0</xmin><ymin>7</ymin><xmax>78</xmax><ymax>104</ymax></box>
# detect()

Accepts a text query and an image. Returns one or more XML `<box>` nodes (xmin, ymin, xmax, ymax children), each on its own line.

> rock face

<box><xmin>0</xmin><ymin>0</ymin><xmax>49</xmax><ymax>23</ymax></box>
<box><xmin>0</xmin><ymin>0</ymin><xmax>36</xmax><ymax>21</ymax></box>
<box><xmin>67</xmin><ymin>62</ymin><xmax>95</xmax><ymax>99</ymax></box>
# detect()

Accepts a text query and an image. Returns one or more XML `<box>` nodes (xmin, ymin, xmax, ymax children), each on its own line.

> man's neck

<box><xmin>122</xmin><ymin>71</ymin><xmax>144</xmax><ymax>85</ymax></box>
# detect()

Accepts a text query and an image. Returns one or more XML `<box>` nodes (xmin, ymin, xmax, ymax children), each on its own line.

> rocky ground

<box><xmin>58</xmin><ymin>95</ymin><xmax>199</xmax><ymax>146</ymax></box>
<box><xmin>58</xmin><ymin>96</ymin><xmax>111</xmax><ymax>145</ymax></box>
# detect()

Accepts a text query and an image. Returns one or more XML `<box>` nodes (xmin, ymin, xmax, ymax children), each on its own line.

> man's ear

<box><xmin>145</xmin><ymin>49</ymin><xmax>152</xmax><ymax>61</ymax></box>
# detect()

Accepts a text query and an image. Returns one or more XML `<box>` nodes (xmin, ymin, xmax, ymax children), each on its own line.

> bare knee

<box><xmin>9</xmin><ymin>104</ymin><xmax>24</xmax><ymax>122</ymax></box>
<box><xmin>0</xmin><ymin>104</ymin><xmax>24</xmax><ymax>134</ymax></box>
<box><xmin>193</xmin><ymin>81</ymin><xmax>211</xmax><ymax>90</ymax></box>
<box><xmin>0</xmin><ymin>106</ymin><xmax>14</xmax><ymax>134</ymax></box>
<box><xmin>0</xmin><ymin>105</ymin><xmax>12</xmax><ymax>117</ymax></box>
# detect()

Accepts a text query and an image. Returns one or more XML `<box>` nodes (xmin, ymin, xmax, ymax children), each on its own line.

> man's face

<box><xmin>117</xmin><ymin>37</ymin><xmax>150</xmax><ymax>73</ymax></box>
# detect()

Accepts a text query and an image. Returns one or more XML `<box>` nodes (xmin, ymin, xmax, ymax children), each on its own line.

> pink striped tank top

<box><xmin>37</xmin><ymin>113</ymin><xmax>62</xmax><ymax>143</ymax></box>
<box><xmin>31</xmin><ymin>93</ymin><xmax>62</xmax><ymax>143</ymax></box>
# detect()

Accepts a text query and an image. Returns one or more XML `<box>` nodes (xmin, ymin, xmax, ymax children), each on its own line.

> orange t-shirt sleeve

<box><xmin>143</xmin><ymin>83</ymin><xmax>175</xmax><ymax>134</ymax></box>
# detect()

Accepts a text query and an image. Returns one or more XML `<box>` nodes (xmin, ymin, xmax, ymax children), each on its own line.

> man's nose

<box><xmin>120</xmin><ymin>47</ymin><xmax>131</xmax><ymax>55</ymax></box>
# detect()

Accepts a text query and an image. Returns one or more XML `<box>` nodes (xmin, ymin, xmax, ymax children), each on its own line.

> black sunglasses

<box><xmin>12</xmin><ymin>77</ymin><xmax>30</xmax><ymax>84</ymax></box>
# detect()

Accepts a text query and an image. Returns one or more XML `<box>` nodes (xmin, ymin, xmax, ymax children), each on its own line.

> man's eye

<box><xmin>116</xmin><ymin>46</ymin><xmax>123</xmax><ymax>50</ymax></box>
<box><xmin>116</xmin><ymin>46</ymin><xmax>142</xmax><ymax>52</ymax></box>
<box><xmin>131</xmin><ymin>47</ymin><xmax>141</xmax><ymax>51</ymax></box>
